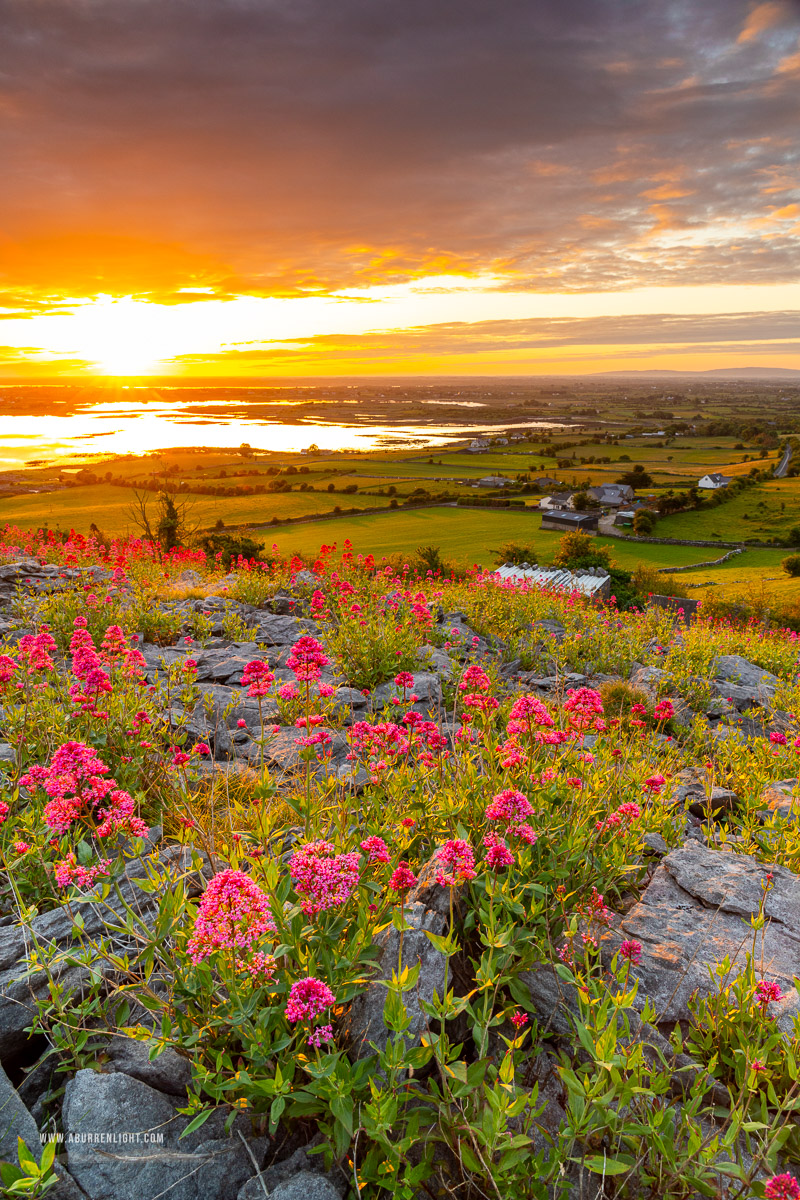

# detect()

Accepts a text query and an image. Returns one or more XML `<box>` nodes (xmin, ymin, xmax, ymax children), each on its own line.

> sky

<box><xmin>1</xmin><ymin>0</ymin><xmax>799</xmax><ymax>378</ymax></box>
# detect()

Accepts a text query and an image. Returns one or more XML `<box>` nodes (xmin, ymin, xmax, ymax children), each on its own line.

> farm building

<box><xmin>477</xmin><ymin>475</ymin><xmax>515</xmax><ymax>488</ymax></box>
<box><xmin>698</xmin><ymin>473</ymin><xmax>732</xmax><ymax>490</ymax></box>
<box><xmin>539</xmin><ymin>510</ymin><xmax>599</xmax><ymax>533</ymax></box>
<box><xmin>587</xmin><ymin>483</ymin><xmax>634</xmax><ymax>507</ymax></box>
<box><xmin>495</xmin><ymin>563</ymin><xmax>611</xmax><ymax>599</ymax></box>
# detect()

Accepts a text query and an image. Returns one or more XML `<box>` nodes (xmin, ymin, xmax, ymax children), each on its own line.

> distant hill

<box><xmin>588</xmin><ymin>367</ymin><xmax>800</xmax><ymax>381</ymax></box>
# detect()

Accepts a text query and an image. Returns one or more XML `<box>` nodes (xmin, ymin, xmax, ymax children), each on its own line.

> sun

<box><xmin>70</xmin><ymin>295</ymin><xmax>172</xmax><ymax>376</ymax></box>
<box><xmin>90</xmin><ymin>346</ymin><xmax>163</xmax><ymax>376</ymax></box>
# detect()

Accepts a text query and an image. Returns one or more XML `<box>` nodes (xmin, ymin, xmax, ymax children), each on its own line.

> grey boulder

<box><xmin>63</xmin><ymin>1069</ymin><xmax>267</xmax><ymax>1200</ymax></box>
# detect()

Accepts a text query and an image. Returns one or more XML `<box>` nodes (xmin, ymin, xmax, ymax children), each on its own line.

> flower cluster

<box><xmin>285</xmin><ymin>976</ymin><xmax>336</xmax><ymax>1023</ymax></box>
<box><xmin>21</xmin><ymin>741</ymin><xmax>149</xmax><ymax>839</ymax></box>
<box><xmin>53</xmin><ymin>853</ymin><xmax>112</xmax><ymax>890</ymax></box>
<box><xmin>435</xmin><ymin>838</ymin><xmax>476</xmax><ymax>886</ymax></box>
<box><xmin>188</xmin><ymin>869</ymin><xmax>276</xmax><ymax>963</ymax></box>
<box><xmin>241</xmin><ymin>658</ymin><xmax>275</xmax><ymax>698</ymax></box>
<box><xmin>289</xmin><ymin>840</ymin><xmax>361</xmax><ymax>915</ymax></box>
<box><xmin>286</xmin><ymin>636</ymin><xmax>329</xmax><ymax>683</ymax></box>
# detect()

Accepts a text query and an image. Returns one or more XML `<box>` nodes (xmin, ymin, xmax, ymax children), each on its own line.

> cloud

<box><xmin>0</xmin><ymin>0</ymin><xmax>799</xmax><ymax>309</ymax></box>
<box><xmin>737</xmin><ymin>1</ymin><xmax>792</xmax><ymax>42</ymax></box>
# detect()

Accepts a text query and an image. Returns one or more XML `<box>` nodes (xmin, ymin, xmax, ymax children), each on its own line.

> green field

<box><xmin>0</xmin><ymin>483</ymin><xmax>391</xmax><ymax>536</ymax></box>
<box><xmin>254</xmin><ymin>507</ymin><xmax>724</xmax><ymax>570</ymax></box>
<box><xmin>655</xmin><ymin>478</ymin><xmax>800</xmax><ymax>543</ymax></box>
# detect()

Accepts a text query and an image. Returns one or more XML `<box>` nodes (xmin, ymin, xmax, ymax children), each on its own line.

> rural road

<box><xmin>774</xmin><ymin>442</ymin><xmax>792</xmax><ymax>478</ymax></box>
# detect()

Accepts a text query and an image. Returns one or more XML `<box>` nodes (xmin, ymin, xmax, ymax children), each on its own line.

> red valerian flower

<box><xmin>285</xmin><ymin>977</ymin><xmax>336</xmax><ymax>1023</ymax></box>
<box><xmin>435</xmin><ymin>839</ymin><xmax>476</xmax><ymax>886</ymax></box>
<box><xmin>486</xmin><ymin>789</ymin><xmax>533</xmax><ymax>823</ymax></box>
<box><xmin>388</xmin><ymin>861</ymin><xmax>418</xmax><ymax>894</ymax></box>
<box><xmin>483</xmin><ymin>832</ymin><xmax>515</xmax><ymax>870</ymax></box>
<box><xmin>360</xmin><ymin>835</ymin><xmax>390</xmax><ymax>864</ymax></box>
<box><xmin>188</xmin><ymin>869</ymin><xmax>276</xmax><ymax>963</ymax></box>
<box><xmin>765</xmin><ymin>1175</ymin><xmax>800</xmax><ymax>1200</ymax></box>
<box><xmin>241</xmin><ymin>659</ymin><xmax>275</xmax><ymax>698</ymax></box>
<box><xmin>289</xmin><ymin>841</ymin><xmax>360</xmax><ymax>915</ymax></box>
<box><xmin>619</xmin><ymin>939</ymin><xmax>642</xmax><ymax>965</ymax></box>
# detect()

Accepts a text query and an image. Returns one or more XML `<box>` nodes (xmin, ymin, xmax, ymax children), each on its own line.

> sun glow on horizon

<box><xmin>2</xmin><ymin>277</ymin><xmax>800</xmax><ymax>378</ymax></box>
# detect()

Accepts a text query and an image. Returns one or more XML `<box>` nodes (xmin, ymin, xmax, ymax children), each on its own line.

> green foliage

<box><xmin>492</xmin><ymin>540</ymin><xmax>538</xmax><ymax>566</ymax></box>
<box><xmin>198</xmin><ymin>531</ymin><xmax>265</xmax><ymax>569</ymax></box>
<box><xmin>552</xmin><ymin>530</ymin><xmax>613</xmax><ymax>571</ymax></box>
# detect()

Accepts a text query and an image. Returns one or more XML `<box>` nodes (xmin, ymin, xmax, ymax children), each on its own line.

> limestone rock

<box><xmin>62</xmin><ymin>1069</ymin><xmax>267</xmax><ymax>1200</ymax></box>
<box><xmin>345</xmin><ymin>902</ymin><xmax>447</xmax><ymax>1057</ymax></box>
<box><xmin>613</xmin><ymin>843</ymin><xmax>800</xmax><ymax>1024</ymax></box>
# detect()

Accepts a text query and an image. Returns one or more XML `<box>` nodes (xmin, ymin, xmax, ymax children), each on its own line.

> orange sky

<box><xmin>1</xmin><ymin>0</ymin><xmax>799</xmax><ymax>377</ymax></box>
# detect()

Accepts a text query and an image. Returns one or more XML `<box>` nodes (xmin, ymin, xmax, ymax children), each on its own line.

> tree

<box><xmin>632</xmin><ymin>510</ymin><xmax>656</xmax><ymax>535</ymax></box>
<box><xmin>492</xmin><ymin>541</ymin><xmax>537</xmax><ymax>566</ymax></box>
<box><xmin>552</xmin><ymin>531</ymin><xmax>612</xmax><ymax>571</ymax></box>
<box><xmin>617</xmin><ymin>464</ymin><xmax>653</xmax><ymax>488</ymax></box>
<box><xmin>127</xmin><ymin>484</ymin><xmax>197</xmax><ymax>555</ymax></box>
<box><xmin>782</xmin><ymin>554</ymin><xmax>800</xmax><ymax>577</ymax></box>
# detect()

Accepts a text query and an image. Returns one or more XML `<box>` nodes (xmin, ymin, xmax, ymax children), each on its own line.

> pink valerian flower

<box><xmin>653</xmin><ymin>699</ymin><xmax>674</xmax><ymax>721</ymax></box>
<box><xmin>17</xmin><ymin>631</ymin><xmax>57</xmax><ymax>673</ymax></box>
<box><xmin>286</xmin><ymin>635</ymin><xmax>330</xmax><ymax>683</ymax></box>
<box><xmin>506</xmin><ymin>694</ymin><xmax>554</xmax><ymax>736</ymax></box>
<box><xmin>100</xmin><ymin>625</ymin><xmax>128</xmax><ymax>660</ymax></box>
<box><xmin>510</xmin><ymin>822</ymin><xmax>538</xmax><ymax>845</ymax></box>
<box><xmin>188</xmin><ymin>869</ymin><xmax>276</xmax><ymax>963</ymax></box>
<box><xmin>0</xmin><ymin>801</ymin><xmax>9</xmax><ymax>826</ymax></box>
<box><xmin>13</xmin><ymin>841</ymin><xmax>30</xmax><ymax>854</ymax></box>
<box><xmin>54</xmin><ymin>853</ymin><xmax>112</xmax><ymax>890</ymax></box>
<box><xmin>95</xmin><ymin>790</ymin><xmax>149</xmax><ymax>840</ymax></box>
<box><xmin>435</xmin><ymin>839</ymin><xmax>477</xmax><ymax>886</ymax></box>
<box><xmin>565</xmin><ymin>777</ymin><xmax>583</xmax><ymax>790</ymax></box>
<box><xmin>755</xmin><ymin>979</ymin><xmax>783</xmax><ymax>1012</ymax></box>
<box><xmin>563</xmin><ymin>687</ymin><xmax>604</xmax><ymax>733</ymax></box>
<box><xmin>643</xmin><ymin>774</ymin><xmax>666</xmax><ymax>793</ymax></box>
<box><xmin>360</xmin><ymin>835</ymin><xmax>390</xmax><ymax>865</ymax></box>
<box><xmin>619</xmin><ymin>940</ymin><xmax>642</xmax><ymax>965</ymax></box>
<box><xmin>580</xmin><ymin>887</ymin><xmax>613</xmax><ymax>928</ymax></box>
<box><xmin>458</xmin><ymin>665</ymin><xmax>492</xmax><ymax>694</ymax></box>
<box><xmin>318</xmin><ymin>682</ymin><xmax>335</xmax><ymax>698</ymax></box>
<box><xmin>285</xmin><ymin>977</ymin><xmax>336</xmax><ymax>1023</ymax></box>
<box><xmin>535</xmin><ymin>729</ymin><xmax>570</xmax><ymax>746</ymax></box>
<box><xmin>289</xmin><ymin>841</ymin><xmax>360</xmax><ymax>915</ymax></box>
<box><xmin>597</xmin><ymin>802</ymin><xmax>642</xmax><ymax>833</ymax></box>
<box><xmin>241</xmin><ymin>659</ymin><xmax>275</xmax><ymax>698</ymax></box>
<box><xmin>20</xmin><ymin>741</ymin><xmax>148</xmax><ymax>839</ymax></box>
<box><xmin>770</xmin><ymin>731</ymin><xmax>788</xmax><ymax>745</ymax></box>
<box><xmin>483</xmin><ymin>832</ymin><xmax>515</xmax><ymax>870</ymax></box>
<box><xmin>389</xmin><ymin>861</ymin><xmax>418</xmax><ymax>895</ymax></box>
<box><xmin>307</xmin><ymin>1023</ymin><xmax>334</xmax><ymax>1049</ymax></box>
<box><xmin>486</xmin><ymin>789</ymin><xmax>533</xmax><ymax>823</ymax></box>
<box><xmin>192</xmin><ymin>742</ymin><xmax>211</xmax><ymax>756</ymax></box>
<box><xmin>765</xmin><ymin>1175</ymin><xmax>800</xmax><ymax>1200</ymax></box>
<box><xmin>244</xmin><ymin>952</ymin><xmax>277</xmax><ymax>983</ymax></box>
<box><xmin>0</xmin><ymin>654</ymin><xmax>20</xmax><ymax>684</ymax></box>
<box><xmin>510</xmin><ymin>1010</ymin><xmax>529</xmax><ymax>1030</ymax></box>
<box><xmin>278</xmin><ymin>682</ymin><xmax>299</xmax><ymax>701</ymax></box>
<box><xmin>394</xmin><ymin>671</ymin><xmax>415</xmax><ymax>690</ymax></box>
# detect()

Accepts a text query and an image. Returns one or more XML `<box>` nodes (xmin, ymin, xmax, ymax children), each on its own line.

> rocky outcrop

<box><xmin>0</xmin><ymin>846</ymin><xmax>201</xmax><ymax>1058</ymax></box>
<box><xmin>62</xmin><ymin>1069</ymin><xmax>268</xmax><ymax>1200</ymax></box>
<box><xmin>612</xmin><ymin>843</ymin><xmax>800</xmax><ymax>1027</ymax></box>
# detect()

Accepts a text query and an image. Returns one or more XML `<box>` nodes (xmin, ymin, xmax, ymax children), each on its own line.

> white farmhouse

<box><xmin>698</xmin><ymin>473</ymin><xmax>732</xmax><ymax>490</ymax></box>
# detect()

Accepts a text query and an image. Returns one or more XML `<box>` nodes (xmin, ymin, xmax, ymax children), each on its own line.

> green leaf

<box><xmin>582</xmin><ymin>1156</ymin><xmax>632</xmax><ymax>1176</ymax></box>
<box><xmin>178</xmin><ymin>1108</ymin><xmax>215</xmax><ymax>1139</ymax></box>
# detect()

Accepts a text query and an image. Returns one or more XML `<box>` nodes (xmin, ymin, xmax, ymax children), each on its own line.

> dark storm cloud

<box><xmin>1</xmin><ymin>0</ymin><xmax>799</xmax><ymax>297</ymax></box>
